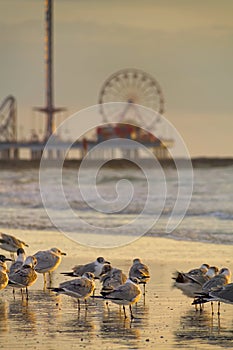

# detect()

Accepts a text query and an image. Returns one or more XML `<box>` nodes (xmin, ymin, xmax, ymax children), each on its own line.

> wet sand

<box><xmin>1</xmin><ymin>229</ymin><xmax>233</xmax><ymax>349</ymax></box>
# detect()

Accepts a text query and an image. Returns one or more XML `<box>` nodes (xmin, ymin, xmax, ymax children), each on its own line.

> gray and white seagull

<box><xmin>33</xmin><ymin>247</ymin><xmax>66</xmax><ymax>287</ymax></box>
<box><xmin>61</xmin><ymin>256</ymin><xmax>110</xmax><ymax>279</ymax></box>
<box><xmin>51</xmin><ymin>272</ymin><xmax>95</xmax><ymax>311</ymax></box>
<box><xmin>129</xmin><ymin>258</ymin><xmax>150</xmax><ymax>296</ymax></box>
<box><xmin>100</xmin><ymin>277</ymin><xmax>142</xmax><ymax>319</ymax></box>
<box><xmin>0</xmin><ymin>232</ymin><xmax>28</xmax><ymax>259</ymax></box>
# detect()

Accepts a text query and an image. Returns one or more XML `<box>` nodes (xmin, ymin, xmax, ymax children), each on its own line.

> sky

<box><xmin>0</xmin><ymin>0</ymin><xmax>233</xmax><ymax>157</ymax></box>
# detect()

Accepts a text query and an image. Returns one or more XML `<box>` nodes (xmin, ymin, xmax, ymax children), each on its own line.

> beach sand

<box><xmin>0</xmin><ymin>229</ymin><xmax>233</xmax><ymax>349</ymax></box>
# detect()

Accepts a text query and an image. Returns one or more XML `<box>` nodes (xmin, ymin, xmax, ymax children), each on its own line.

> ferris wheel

<box><xmin>98</xmin><ymin>68</ymin><xmax>165</xmax><ymax>128</ymax></box>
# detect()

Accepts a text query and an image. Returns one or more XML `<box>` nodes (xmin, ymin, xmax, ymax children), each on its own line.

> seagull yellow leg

<box><xmin>43</xmin><ymin>273</ymin><xmax>46</xmax><ymax>289</ymax></box>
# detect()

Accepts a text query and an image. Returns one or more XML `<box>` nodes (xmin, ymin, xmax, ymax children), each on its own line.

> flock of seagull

<box><xmin>2</xmin><ymin>231</ymin><xmax>233</xmax><ymax>320</ymax></box>
<box><xmin>173</xmin><ymin>263</ymin><xmax>233</xmax><ymax>315</ymax></box>
<box><xmin>0</xmin><ymin>232</ymin><xmax>150</xmax><ymax>320</ymax></box>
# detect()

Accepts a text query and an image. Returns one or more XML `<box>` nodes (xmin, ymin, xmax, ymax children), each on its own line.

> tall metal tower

<box><xmin>35</xmin><ymin>0</ymin><xmax>65</xmax><ymax>142</ymax></box>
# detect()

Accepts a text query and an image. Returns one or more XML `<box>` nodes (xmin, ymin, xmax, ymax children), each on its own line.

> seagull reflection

<box><xmin>27</xmin><ymin>289</ymin><xmax>62</xmax><ymax>322</ymax></box>
<box><xmin>8</xmin><ymin>298</ymin><xmax>37</xmax><ymax>333</ymax></box>
<box><xmin>61</xmin><ymin>313</ymin><xmax>95</xmax><ymax>338</ymax></box>
<box><xmin>100</xmin><ymin>309</ymin><xmax>141</xmax><ymax>344</ymax></box>
<box><xmin>174</xmin><ymin>308</ymin><xmax>224</xmax><ymax>346</ymax></box>
<box><xmin>100</xmin><ymin>301</ymin><xmax>149</xmax><ymax>346</ymax></box>
<box><xmin>0</xmin><ymin>300</ymin><xmax>9</xmax><ymax>333</ymax></box>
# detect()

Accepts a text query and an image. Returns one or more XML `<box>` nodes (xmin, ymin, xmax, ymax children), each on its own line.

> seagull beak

<box><xmin>61</xmin><ymin>252</ymin><xmax>67</xmax><ymax>256</ymax></box>
<box><xmin>105</xmin><ymin>261</ymin><xmax>110</xmax><ymax>264</ymax></box>
<box><xmin>5</xmin><ymin>257</ymin><xmax>13</xmax><ymax>261</ymax></box>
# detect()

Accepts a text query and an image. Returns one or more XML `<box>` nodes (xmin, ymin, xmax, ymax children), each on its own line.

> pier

<box><xmin>0</xmin><ymin>1</ymin><xmax>174</xmax><ymax>162</ymax></box>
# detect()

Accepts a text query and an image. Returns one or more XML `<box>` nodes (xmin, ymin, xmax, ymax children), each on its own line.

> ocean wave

<box><xmin>0</xmin><ymin>166</ymin><xmax>232</xmax><ymax>245</ymax></box>
<box><xmin>185</xmin><ymin>210</ymin><xmax>233</xmax><ymax>221</ymax></box>
<box><xmin>96</xmin><ymin>174</ymin><xmax>146</xmax><ymax>185</ymax></box>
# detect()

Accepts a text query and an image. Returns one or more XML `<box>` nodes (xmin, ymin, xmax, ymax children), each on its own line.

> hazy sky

<box><xmin>1</xmin><ymin>0</ymin><xmax>232</xmax><ymax>157</ymax></box>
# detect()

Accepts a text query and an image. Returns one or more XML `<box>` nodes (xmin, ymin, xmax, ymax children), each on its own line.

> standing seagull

<box><xmin>8</xmin><ymin>256</ymin><xmax>38</xmax><ymax>300</ymax></box>
<box><xmin>100</xmin><ymin>264</ymin><xmax>127</xmax><ymax>294</ymax></box>
<box><xmin>33</xmin><ymin>248</ymin><xmax>66</xmax><ymax>288</ymax></box>
<box><xmin>172</xmin><ymin>263</ymin><xmax>210</xmax><ymax>287</ymax></box>
<box><xmin>0</xmin><ymin>232</ymin><xmax>28</xmax><ymax>259</ymax></box>
<box><xmin>186</xmin><ymin>263</ymin><xmax>210</xmax><ymax>276</ymax></box>
<box><xmin>61</xmin><ymin>257</ymin><xmax>110</xmax><ymax>279</ymax></box>
<box><xmin>51</xmin><ymin>272</ymin><xmax>95</xmax><ymax>311</ymax></box>
<box><xmin>129</xmin><ymin>258</ymin><xmax>150</xmax><ymax>296</ymax></box>
<box><xmin>0</xmin><ymin>254</ymin><xmax>13</xmax><ymax>269</ymax></box>
<box><xmin>192</xmin><ymin>282</ymin><xmax>233</xmax><ymax>310</ymax></box>
<box><xmin>9</xmin><ymin>248</ymin><xmax>26</xmax><ymax>275</ymax></box>
<box><xmin>0</xmin><ymin>261</ymin><xmax>10</xmax><ymax>292</ymax></box>
<box><xmin>193</xmin><ymin>267</ymin><xmax>231</xmax><ymax>314</ymax></box>
<box><xmin>173</xmin><ymin>266</ymin><xmax>218</xmax><ymax>297</ymax></box>
<box><xmin>100</xmin><ymin>277</ymin><xmax>142</xmax><ymax>319</ymax></box>
<box><xmin>9</xmin><ymin>248</ymin><xmax>26</xmax><ymax>295</ymax></box>
<box><xmin>202</xmin><ymin>268</ymin><xmax>231</xmax><ymax>294</ymax></box>
<box><xmin>173</xmin><ymin>266</ymin><xmax>219</xmax><ymax>309</ymax></box>
<box><xmin>0</xmin><ymin>254</ymin><xmax>12</xmax><ymax>290</ymax></box>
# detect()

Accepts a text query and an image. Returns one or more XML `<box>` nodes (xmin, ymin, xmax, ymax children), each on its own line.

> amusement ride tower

<box><xmin>34</xmin><ymin>0</ymin><xmax>65</xmax><ymax>141</ymax></box>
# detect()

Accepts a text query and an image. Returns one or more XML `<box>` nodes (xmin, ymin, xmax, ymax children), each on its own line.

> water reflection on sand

<box><xmin>1</xmin><ymin>257</ymin><xmax>233</xmax><ymax>349</ymax></box>
<box><xmin>0</xmin><ymin>285</ymin><xmax>150</xmax><ymax>349</ymax></box>
<box><xmin>99</xmin><ymin>303</ymin><xmax>149</xmax><ymax>349</ymax></box>
<box><xmin>9</xmin><ymin>298</ymin><xmax>37</xmax><ymax>334</ymax></box>
<box><xmin>175</xmin><ymin>307</ymin><xmax>233</xmax><ymax>349</ymax></box>
<box><xmin>0</xmin><ymin>300</ymin><xmax>8</xmax><ymax>333</ymax></box>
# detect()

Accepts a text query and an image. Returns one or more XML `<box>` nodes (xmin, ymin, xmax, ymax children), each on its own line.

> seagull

<box><xmin>0</xmin><ymin>232</ymin><xmax>28</xmax><ymax>259</ymax></box>
<box><xmin>193</xmin><ymin>267</ymin><xmax>231</xmax><ymax>314</ymax></box>
<box><xmin>129</xmin><ymin>258</ymin><xmax>150</xmax><ymax>296</ymax></box>
<box><xmin>0</xmin><ymin>254</ymin><xmax>13</xmax><ymax>269</ymax></box>
<box><xmin>172</xmin><ymin>265</ymin><xmax>218</xmax><ymax>296</ymax></box>
<box><xmin>9</xmin><ymin>248</ymin><xmax>26</xmax><ymax>275</ymax></box>
<box><xmin>192</xmin><ymin>282</ymin><xmax>233</xmax><ymax>311</ymax></box>
<box><xmin>202</xmin><ymin>268</ymin><xmax>231</xmax><ymax>293</ymax></box>
<box><xmin>186</xmin><ymin>263</ymin><xmax>210</xmax><ymax>276</ymax></box>
<box><xmin>100</xmin><ymin>264</ymin><xmax>127</xmax><ymax>294</ymax></box>
<box><xmin>100</xmin><ymin>277</ymin><xmax>142</xmax><ymax>319</ymax></box>
<box><xmin>0</xmin><ymin>261</ymin><xmax>9</xmax><ymax>292</ymax></box>
<box><xmin>173</xmin><ymin>263</ymin><xmax>211</xmax><ymax>287</ymax></box>
<box><xmin>61</xmin><ymin>257</ymin><xmax>110</xmax><ymax>279</ymax></box>
<box><xmin>33</xmin><ymin>247</ymin><xmax>66</xmax><ymax>287</ymax></box>
<box><xmin>173</xmin><ymin>266</ymin><xmax>219</xmax><ymax>309</ymax></box>
<box><xmin>8</xmin><ymin>256</ymin><xmax>38</xmax><ymax>300</ymax></box>
<box><xmin>51</xmin><ymin>272</ymin><xmax>95</xmax><ymax>311</ymax></box>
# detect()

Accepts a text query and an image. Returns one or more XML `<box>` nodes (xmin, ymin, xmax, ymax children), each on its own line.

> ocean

<box><xmin>0</xmin><ymin>165</ymin><xmax>232</xmax><ymax>246</ymax></box>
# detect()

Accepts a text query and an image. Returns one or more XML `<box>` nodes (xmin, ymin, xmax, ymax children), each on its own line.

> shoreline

<box><xmin>0</xmin><ymin>157</ymin><xmax>232</xmax><ymax>169</ymax></box>
<box><xmin>1</xmin><ymin>225</ymin><xmax>233</xmax><ymax>247</ymax></box>
<box><xmin>1</xmin><ymin>228</ymin><xmax>232</xmax><ymax>266</ymax></box>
